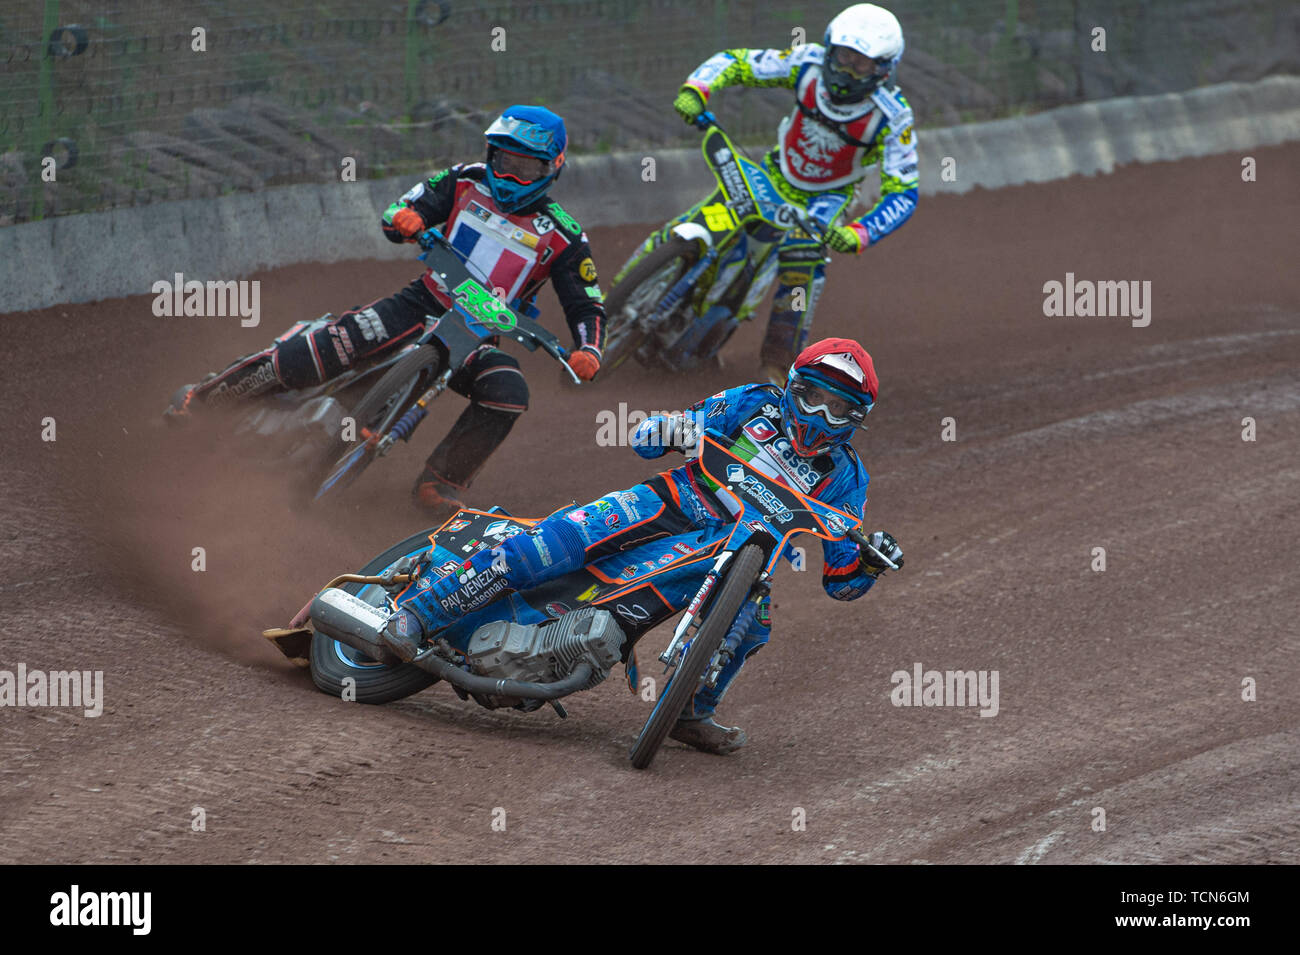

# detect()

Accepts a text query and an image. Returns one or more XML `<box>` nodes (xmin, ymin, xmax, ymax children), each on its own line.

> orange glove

<box><xmin>391</xmin><ymin>207</ymin><xmax>425</xmax><ymax>240</ymax></box>
<box><xmin>567</xmin><ymin>346</ymin><xmax>601</xmax><ymax>381</ymax></box>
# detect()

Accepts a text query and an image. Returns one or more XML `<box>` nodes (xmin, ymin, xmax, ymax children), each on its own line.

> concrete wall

<box><xmin>2</xmin><ymin>76</ymin><xmax>1297</xmax><ymax>315</ymax></box>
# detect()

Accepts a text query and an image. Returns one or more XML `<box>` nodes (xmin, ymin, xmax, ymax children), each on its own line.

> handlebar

<box><xmin>691</xmin><ymin>112</ymin><xmax>830</xmax><ymax>248</ymax></box>
<box><xmin>848</xmin><ymin>527</ymin><xmax>899</xmax><ymax>571</ymax></box>
<box><xmin>415</xmin><ymin>227</ymin><xmax>582</xmax><ymax>385</ymax></box>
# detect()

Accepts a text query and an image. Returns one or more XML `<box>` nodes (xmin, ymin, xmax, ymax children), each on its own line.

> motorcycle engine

<box><xmin>462</xmin><ymin>607</ymin><xmax>626</xmax><ymax>710</ymax></box>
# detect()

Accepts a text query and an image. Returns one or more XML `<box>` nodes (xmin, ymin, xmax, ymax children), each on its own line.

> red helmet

<box><xmin>779</xmin><ymin>338</ymin><xmax>878</xmax><ymax>456</ymax></box>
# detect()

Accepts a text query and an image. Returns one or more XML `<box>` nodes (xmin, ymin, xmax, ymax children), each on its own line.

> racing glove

<box><xmin>391</xmin><ymin>207</ymin><xmax>426</xmax><ymax>240</ymax></box>
<box><xmin>827</xmin><ymin>223</ymin><xmax>869</xmax><ymax>254</ymax></box>
<box><xmin>567</xmin><ymin>345</ymin><xmax>601</xmax><ymax>381</ymax></box>
<box><xmin>673</xmin><ymin>88</ymin><xmax>706</xmax><ymax>124</ymax></box>
<box><xmin>858</xmin><ymin>531</ymin><xmax>904</xmax><ymax>576</ymax></box>
<box><xmin>631</xmin><ymin>412</ymin><xmax>700</xmax><ymax>458</ymax></box>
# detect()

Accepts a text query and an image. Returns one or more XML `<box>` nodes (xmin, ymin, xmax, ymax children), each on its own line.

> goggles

<box><xmin>829</xmin><ymin>45</ymin><xmax>888</xmax><ymax>80</ymax></box>
<box><xmin>790</xmin><ymin>377</ymin><xmax>869</xmax><ymax>426</ymax></box>
<box><xmin>489</xmin><ymin>147</ymin><xmax>553</xmax><ymax>184</ymax></box>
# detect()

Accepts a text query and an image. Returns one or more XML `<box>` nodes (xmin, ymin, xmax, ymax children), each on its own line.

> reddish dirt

<box><xmin>2</xmin><ymin>144</ymin><xmax>1297</xmax><ymax>864</ymax></box>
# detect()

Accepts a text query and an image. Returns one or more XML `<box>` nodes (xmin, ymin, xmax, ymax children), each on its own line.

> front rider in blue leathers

<box><xmin>382</xmin><ymin>337</ymin><xmax>904</xmax><ymax>755</ymax></box>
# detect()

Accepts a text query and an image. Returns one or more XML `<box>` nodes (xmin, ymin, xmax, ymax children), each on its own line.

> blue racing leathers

<box><xmin>399</xmin><ymin>382</ymin><xmax>879</xmax><ymax>716</ymax></box>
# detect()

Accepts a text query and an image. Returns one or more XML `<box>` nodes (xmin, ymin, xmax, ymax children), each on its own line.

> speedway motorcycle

<box><xmin>217</xmin><ymin>227</ymin><xmax>578</xmax><ymax>501</ymax></box>
<box><xmin>264</xmin><ymin>429</ymin><xmax>899</xmax><ymax>769</ymax></box>
<box><xmin>599</xmin><ymin>112</ymin><xmax>838</xmax><ymax>377</ymax></box>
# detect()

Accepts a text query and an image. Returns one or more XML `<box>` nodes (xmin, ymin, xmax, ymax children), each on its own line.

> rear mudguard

<box><xmin>669</xmin><ymin>221</ymin><xmax>713</xmax><ymax>249</ymax></box>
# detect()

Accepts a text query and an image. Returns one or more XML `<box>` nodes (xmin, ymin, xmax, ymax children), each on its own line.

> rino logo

<box><xmin>151</xmin><ymin>272</ymin><xmax>261</xmax><ymax>327</ymax></box>
<box><xmin>49</xmin><ymin>885</ymin><xmax>151</xmax><ymax>935</ymax></box>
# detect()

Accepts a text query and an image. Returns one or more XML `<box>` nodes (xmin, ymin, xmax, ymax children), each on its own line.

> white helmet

<box><xmin>817</xmin><ymin>4</ymin><xmax>905</xmax><ymax>118</ymax></box>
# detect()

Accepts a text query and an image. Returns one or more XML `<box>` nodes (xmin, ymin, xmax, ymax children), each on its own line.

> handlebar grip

<box><xmin>849</xmin><ymin>528</ymin><xmax>900</xmax><ymax>571</ymax></box>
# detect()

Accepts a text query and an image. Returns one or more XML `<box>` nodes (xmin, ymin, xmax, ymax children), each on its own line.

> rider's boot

<box><xmin>670</xmin><ymin>708</ymin><xmax>748</xmax><ymax>755</ymax></box>
<box><xmin>412</xmin><ymin>368</ymin><xmax>527</xmax><ymax>514</ymax></box>
<box><xmin>163</xmin><ymin>310</ymin><xmax>374</xmax><ymax>420</ymax></box>
<box><xmin>411</xmin><ymin>465</ymin><xmax>467</xmax><ymax>517</ymax></box>
<box><xmin>670</xmin><ymin>595</ymin><xmax>771</xmax><ymax>754</ymax></box>
<box><xmin>164</xmin><ymin>349</ymin><xmax>288</xmax><ymax>420</ymax></box>
<box><xmin>163</xmin><ymin>373</ymin><xmax>218</xmax><ymax>424</ymax></box>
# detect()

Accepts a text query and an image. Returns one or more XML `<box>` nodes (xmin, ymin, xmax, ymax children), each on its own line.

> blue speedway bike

<box><xmin>265</xmin><ymin>430</ymin><xmax>896</xmax><ymax>769</ymax></box>
<box><xmin>599</xmin><ymin>112</ymin><xmax>835</xmax><ymax>377</ymax></box>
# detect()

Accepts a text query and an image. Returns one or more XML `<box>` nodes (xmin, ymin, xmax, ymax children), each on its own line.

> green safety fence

<box><xmin>1</xmin><ymin>0</ymin><xmax>1294</xmax><ymax>222</ymax></box>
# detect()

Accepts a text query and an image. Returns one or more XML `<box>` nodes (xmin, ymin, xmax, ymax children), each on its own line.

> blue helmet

<box><xmin>483</xmin><ymin>105</ymin><xmax>567</xmax><ymax>213</ymax></box>
<box><xmin>778</xmin><ymin>338</ymin><xmax>877</xmax><ymax>456</ymax></box>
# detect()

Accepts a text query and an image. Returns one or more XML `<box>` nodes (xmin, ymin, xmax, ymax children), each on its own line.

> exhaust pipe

<box><xmin>309</xmin><ymin>587</ymin><xmax>594</xmax><ymax>700</ymax></box>
<box><xmin>309</xmin><ymin>588</ymin><xmax>402</xmax><ymax>664</ymax></box>
<box><xmin>410</xmin><ymin>652</ymin><xmax>594</xmax><ymax>701</ymax></box>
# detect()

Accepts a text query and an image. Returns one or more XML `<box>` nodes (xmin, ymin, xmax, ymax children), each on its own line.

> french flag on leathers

<box><xmin>448</xmin><ymin>215</ymin><xmax>537</xmax><ymax>303</ymax></box>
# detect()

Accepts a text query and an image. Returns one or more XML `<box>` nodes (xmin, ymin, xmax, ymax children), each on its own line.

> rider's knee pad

<box><xmin>272</xmin><ymin>332</ymin><xmax>325</xmax><ymax>390</ymax></box>
<box><xmin>470</xmin><ymin>356</ymin><xmax>529</xmax><ymax>415</ymax></box>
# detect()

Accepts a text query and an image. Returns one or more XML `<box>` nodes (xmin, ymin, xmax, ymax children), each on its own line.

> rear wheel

<box><xmin>629</xmin><ymin>543</ymin><xmax>765</xmax><ymax>769</ymax></box>
<box><xmin>309</xmin><ymin>528</ymin><xmax>442</xmax><ymax>703</ymax></box>
<box><xmin>312</xmin><ymin>344</ymin><xmax>444</xmax><ymax>503</ymax></box>
<box><xmin>599</xmin><ymin>236</ymin><xmax>701</xmax><ymax>379</ymax></box>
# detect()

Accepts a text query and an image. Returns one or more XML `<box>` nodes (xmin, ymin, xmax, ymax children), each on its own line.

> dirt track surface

<box><xmin>2</xmin><ymin>145</ymin><xmax>1297</xmax><ymax>864</ymax></box>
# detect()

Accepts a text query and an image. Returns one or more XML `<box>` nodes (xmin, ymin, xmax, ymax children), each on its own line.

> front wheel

<box><xmin>599</xmin><ymin>236</ymin><xmax>701</xmax><ymax>380</ymax></box>
<box><xmin>308</xmin><ymin>528</ymin><xmax>442</xmax><ymax>703</ymax></box>
<box><xmin>629</xmin><ymin>543</ymin><xmax>765</xmax><ymax>769</ymax></box>
<box><xmin>311</xmin><ymin>343</ymin><xmax>445</xmax><ymax>503</ymax></box>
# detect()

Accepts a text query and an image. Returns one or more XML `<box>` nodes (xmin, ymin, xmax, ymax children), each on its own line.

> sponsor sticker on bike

<box><xmin>739</xmin><ymin>475</ymin><xmax>795</xmax><ymax>524</ymax></box>
<box><xmin>452</xmin><ymin>278</ymin><xmax>517</xmax><ymax>332</ymax></box>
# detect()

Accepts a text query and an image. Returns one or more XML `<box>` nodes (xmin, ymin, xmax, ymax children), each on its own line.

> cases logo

<box><xmin>744</xmin><ymin>418</ymin><xmax>778</xmax><ymax>442</ymax></box>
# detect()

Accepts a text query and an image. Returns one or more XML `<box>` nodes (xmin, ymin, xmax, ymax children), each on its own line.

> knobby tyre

<box><xmin>629</xmin><ymin>542</ymin><xmax>765</xmax><ymax>769</ymax></box>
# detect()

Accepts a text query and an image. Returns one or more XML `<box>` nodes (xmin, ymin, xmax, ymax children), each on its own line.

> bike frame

<box><xmin>620</xmin><ymin>114</ymin><xmax>837</xmax><ymax>369</ymax></box>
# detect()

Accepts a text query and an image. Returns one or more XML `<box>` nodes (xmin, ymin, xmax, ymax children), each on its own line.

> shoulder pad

<box><xmin>870</xmin><ymin>85</ymin><xmax>911</xmax><ymax>126</ymax></box>
<box><xmin>544</xmin><ymin>201</ymin><xmax>583</xmax><ymax>236</ymax></box>
<box><xmin>794</xmin><ymin>43</ymin><xmax>825</xmax><ymax>66</ymax></box>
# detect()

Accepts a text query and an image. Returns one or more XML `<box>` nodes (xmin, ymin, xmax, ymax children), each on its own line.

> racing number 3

<box><xmin>452</xmin><ymin>278</ymin><xmax>518</xmax><ymax>332</ymax></box>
